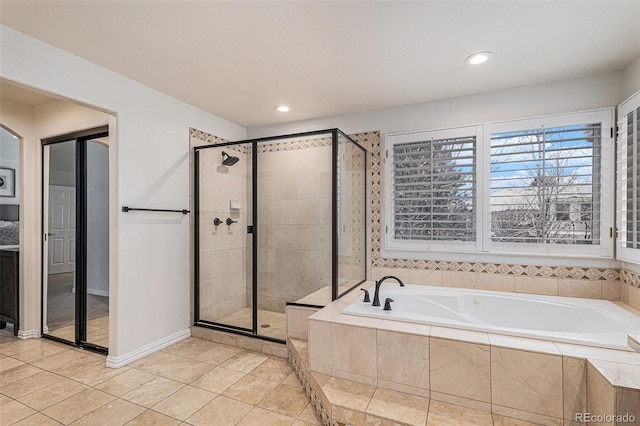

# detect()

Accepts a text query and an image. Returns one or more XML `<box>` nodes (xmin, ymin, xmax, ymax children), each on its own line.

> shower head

<box><xmin>221</xmin><ymin>151</ymin><xmax>239</xmax><ymax>166</ymax></box>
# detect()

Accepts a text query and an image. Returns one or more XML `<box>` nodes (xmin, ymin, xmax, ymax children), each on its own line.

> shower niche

<box><xmin>193</xmin><ymin>129</ymin><xmax>367</xmax><ymax>342</ymax></box>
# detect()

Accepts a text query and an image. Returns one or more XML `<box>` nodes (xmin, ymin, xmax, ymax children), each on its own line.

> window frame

<box><xmin>482</xmin><ymin>109</ymin><xmax>613</xmax><ymax>259</ymax></box>
<box><xmin>383</xmin><ymin>125</ymin><xmax>483</xmax><ymax>254</ymax></box>
<box><xmin>617</xmin><ymin>91</ymin><xmax>640</xmax><ymax>264</ymax></box>
<box><xmin>381</xmin><ymin>109</ymin><xmax>614</xmax><ymax>262</ymax></box>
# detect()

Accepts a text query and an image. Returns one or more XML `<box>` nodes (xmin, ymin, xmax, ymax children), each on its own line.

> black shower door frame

<box><xmin>193</xmin><ymin>129</ymin><xmax>367</xmax><ymax>343</ymax></box>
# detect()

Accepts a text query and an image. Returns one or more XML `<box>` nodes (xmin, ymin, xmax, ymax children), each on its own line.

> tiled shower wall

<box><xmin>257</xmin><ymin>141</ymin><xmax>333</xmax><ymax>312</ymax></box>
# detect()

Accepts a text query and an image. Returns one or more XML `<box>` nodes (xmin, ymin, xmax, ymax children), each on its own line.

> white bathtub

<box><xmin>342</xmin><ymin>284</ymin><xmax>640</xmax><ymax>350</ymax></box>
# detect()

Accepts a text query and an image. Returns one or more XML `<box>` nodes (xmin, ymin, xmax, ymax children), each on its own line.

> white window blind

<box><xmin>391</xmin><ymin>135</ymin><xmax>476</xmax><ymax>242</ymax></box>
<box><xmin>617</xmin><ymin>93</ymin><xmax>640</xmax><ymax>262</ymax></box>
<box><xmin>490</xmin><ymin>124</ymin><xmax>602</xmax><ymax>245</ymax></box>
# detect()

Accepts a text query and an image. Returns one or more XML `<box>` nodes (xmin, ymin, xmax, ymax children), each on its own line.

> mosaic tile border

<box><xmin>621</xmin><ymin>269</ymin><xmax>640</xmax><ymax>288</ymax></box>
<box><xmin>362</xmin><ymin>130</ymin><xmax>622</xmax><ymax>282</ymax></box>
<box><xmin>288</xmin><ymin>344</ymin><xmax>335</xmax><ymax>426</ymax></box>
<box><xmin>190</xmin><ymin>128</ymin><xmax>332</xmax><ymax>153</ymax></box>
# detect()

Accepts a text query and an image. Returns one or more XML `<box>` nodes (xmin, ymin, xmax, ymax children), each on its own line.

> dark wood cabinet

<box><xmin>0</xmin><ymin>248</ymin><xmax>19</xmax><ymax>335</ymax></box>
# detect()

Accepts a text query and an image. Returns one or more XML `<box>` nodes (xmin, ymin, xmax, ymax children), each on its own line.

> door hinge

<box><xmin>610</xmin><ymin>227</ymin><xmax>618</xmax><ymax>238</ymax></box>
<box><xmin>611</xmin><ymin>127</ymin><xmax>614</xmax><ymax>138</ymax></box>
<box><xmin>43</xmin><ymin>233</ymin><xmax>47</xmax><ymax>242</ymax></box>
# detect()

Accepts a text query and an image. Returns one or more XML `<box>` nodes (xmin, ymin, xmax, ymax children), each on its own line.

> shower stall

<box><xmin>193</xmin><ymin>129</ymin><xmax>367</xmax><ymax>342</ymax></box>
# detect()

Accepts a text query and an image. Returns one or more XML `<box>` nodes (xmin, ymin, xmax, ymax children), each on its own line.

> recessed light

<box><xmin>465</xmin><ymin>51</ymin><xmax>493</xmax><ymax>65</ymax></box>
<box><xmin>275</xmin><ymin>105</ymin><xmax>290</xmax><ymax>112</ymax></box>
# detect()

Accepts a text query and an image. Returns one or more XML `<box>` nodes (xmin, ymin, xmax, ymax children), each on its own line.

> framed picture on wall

<box><xmin>0</xmin><ymin>167</ymin><xmax>16</xmax><ymax>197</ymax></box>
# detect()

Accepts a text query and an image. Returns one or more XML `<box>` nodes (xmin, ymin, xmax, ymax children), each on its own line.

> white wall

<box><xmin>0</xmin><ymin>127</ymin><xmax>20</xmax><ymax>204</ymax></box>
<box><xmin>1</xmin><ymin>25</ymin><xmax>247</xmax><ymax>360</ymax></box>
<box><xmin>623</xmin><ymin>55</ymin><xmax>640</xmax><ymax>101</ymax></box>
<box><xmin>249</xmin><ymin>72</ymin><xmax>623</xmax><ymax>138</ymax></box>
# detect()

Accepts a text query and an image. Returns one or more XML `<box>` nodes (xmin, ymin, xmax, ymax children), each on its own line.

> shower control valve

<box><xmin>226</xmin><ymin>218</ymin><xmax>238</xmax><ymax>226</ymax></box>
<box><xmin>214</xmin><ymin>218</ymin><xmax>223</xmax><ymax>226</ymax></box>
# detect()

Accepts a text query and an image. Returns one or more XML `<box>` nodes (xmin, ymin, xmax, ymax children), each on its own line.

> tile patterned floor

<box><xmin>1</xmin><ymin>327</ymin><xmax>543</xmax><ymax>426</ymax></box>
<box><xmin>0</xmin><ymin>330</ymin><xmax>320</xmax><ymax>426</ymax></box>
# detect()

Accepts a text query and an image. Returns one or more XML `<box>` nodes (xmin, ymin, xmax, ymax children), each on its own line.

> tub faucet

<box><xmin>372</xmin><ymin>275</ymin><xmax>405</xmax><ymax>307</ymax></box>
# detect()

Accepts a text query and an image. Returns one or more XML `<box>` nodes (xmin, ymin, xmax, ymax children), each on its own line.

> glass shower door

<box><xmin>196</xmin><ymin>143</ymin><xmax>254</xmax><ymax>332</ymax></box>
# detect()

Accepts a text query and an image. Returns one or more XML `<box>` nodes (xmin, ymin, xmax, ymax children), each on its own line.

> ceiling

<box><xmin>1</xmin><ymin>1</ymin><xmax>639</xmax><ymax>128</ymax></box>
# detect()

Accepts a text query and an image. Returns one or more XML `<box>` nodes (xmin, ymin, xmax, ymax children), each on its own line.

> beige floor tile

<box><xmin>236</xmin><ymin>407</ymin><xmax>295</xmax><ymax>426</ymax></box>
<box><xmin>222</xmin><ymin>374</ymin><xmax>278</xmax><ymax>405</ymax></box>
<box><xmin>426</xmin><ymin>401</ymin><xmax>492</xmax><ymax>426</ymax></box>
<box><xmin>190</xmin><ymin>366</ymin><xmax>245</xmax><ymax>394</ymax></box>
<box><xmin>70</xmin><ymin>398</ymin><xmax>146</xmax><ymax>426</ymax></box>
<box><xmin>296</xmin><ymin>404</ymin><xmax>321</xmax><ymax>425</ymax></box>
<box><xmin>160</xmin><ymin>360</ymin><xmax>214</xmax><ymax>384</ymax></box>
<box><xmin>365</xmin><ymin>387</ymin><xmax>429</xmax><ymax>426</ymax></box>
<box><xmin>11</xmin><ymin>344</ymin><xmax>68</xmax><ymax>363</ymax></box>
<box><xmin>53</xmin><ymin>356</ymin><xmax>105</xmax><ymax>379</ymax></box>
<box><xmin>282</xmin><ymin>372</ymin><xmax>302</xmax><ymax>388</ymax></box>
<box><xmin>161</xmin><ymin>338</ymin><xmax>216</xmax><ymax>359</ymax></box>
<box><xmin>186</xmin><ymin>395</ymin><xmax>253</xmax><ymax>426</ymax></box>
<box><xmin>121</xmin><ymin>376</ymin><xmax>185</xmax><ymax>408</ymax></box>
<box><xmin>0</xmin><ymin>364</ymin><xmax>42</xmax><ymax>387</ymax></box>
<box><xmin>17</xmin><ymin>378</ymin><xmax>88</xmax><ymax>411</ymax></box>
<box><xmin>292</xmin><ymin>421</ymin><xmax>316</xmax><ymax>426</ymax></box>
<box><xmin>0</xmin><ymin>338</ymin><xmax>48</xmax><ymax>357</ymax></box>
<box><xmin>125</xmin><ymin>410</ymin><xmax>182</xmax><ymax>425</ymax></box>
<box><xmin>1</xmin><ymin>399</ymin><xmax>37</xmax><ymax>425</ymax></box>
<box><xmin>130</xmin><ymin>352</ymin><xmax>188</xmax><ymax>375</ymax></box>
<box><xmin>322</xmin><ymin>377</ymin><xmax>375</xmax><ymax>412</ymax></box>
<box><xmin>41</xmin><ymin>388</ymin><xmax>115</xmax><ymax>424</ymax></box>
<box><xmin>94</xmin><ymin>368</ymin><xmax>156</xmax><ymax>397</ymax></box>
<box><xmin>10</xmin><ymin>412</ymin><xmax>64</xmax><ymax>425</ymax></box>
<box><xmin>250</xmin><ymin>357</ymin><xmax>293</xmax><ymax>383</ymax></box>
<box><xmin>194</xmin><ymin>344</ymin><xmax>241</xmax><ymax>365</ymax></box>
<box><xmin>258</xmin><ymin>383</ymin><xmax>309</xmax><ymax>418</ymax></box>
<box><xmin>29</xmin><ymin>350</ymin><xmax>86</xmax><ymax>372</ymax></box>
<box><xmin>69</xmin><ymin>364</ymin><xmax>131</xmax><ymax>387</ymax></box>
<box><xmin>220</xmin><ymin>351</ymin><xmax>269</xmax><ymax>373</ymax></box>
<box><xmin>87</xmin><ymin>317</ymin><xmax>109</xmax><ymax>329</ymax></box>
<box><xmin>0</xmin><ymin>371</ymin><xmax>63</xmax><ymax>399</ymax></box>
<box><xmin>0</xmin><ymin>356</ymin><xmax>24</xmax><ymax>372</ymax></box>
<box><xmin>491</xmin><ymin>414</ymin><xmax>541</xmax><ymax>426</ymax></box>
<box><xmin>152</xmin><ymin>385</ymin><xmax>217</xmax><ymax>421</ymax></box>
<box><xmin>0</xmin><ymin>393</ymin><xmax>12</xmax><ymax>405</ymax></box>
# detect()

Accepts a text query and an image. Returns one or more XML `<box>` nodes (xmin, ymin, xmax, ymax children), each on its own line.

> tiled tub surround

<box><xmin>307</xmin><ymin>282</ymin><xmax>640</xmax><ymax>425</ymax></box>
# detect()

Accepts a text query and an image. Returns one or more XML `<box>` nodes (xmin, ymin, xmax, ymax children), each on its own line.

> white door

<box><xmin>48</xmin><ymin>185</ymin><xmax>76</xmax><ymax>274</ymax></box>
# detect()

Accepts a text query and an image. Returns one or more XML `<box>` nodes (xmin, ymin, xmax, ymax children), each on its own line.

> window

<box><xmin>385</xmin><ymin>126</ymin><xmax>480</xmax><ymax>251</ymax></box>
<box><xmin>383</xmin><ymin>110</ymin><xmax>613</xmax><ymax>260</ymax></box>
<box><xmin>489</xmin><ymin>122</ymin><xmax>601</xmax><ymax>246</ymax></box>
<box><xmin>617</xmin><ymin>91</ymin><xmax>640</xmax><ymax>263</ymax></box>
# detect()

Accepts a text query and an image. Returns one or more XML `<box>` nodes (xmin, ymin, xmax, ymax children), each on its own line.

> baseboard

<box><xmin>105</xmin><ymin>328</ymin><xmax>190</xmax><ymax>368</ymax></box>
<box><xmin>87</xmin><ymin>288</ymin><xmax>109</xmax><ymax>297</ymax></box>
<box><xmin>17</xmin><ymin>329</ymin><xmax>40</xmax><ymax>339</ymax></box>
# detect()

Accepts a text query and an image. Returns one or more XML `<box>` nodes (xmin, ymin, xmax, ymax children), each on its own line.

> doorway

<box><xmin>42</xmin><ymin>126</ymin><xmax>109</xmax><ymax>353</ymax></box>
